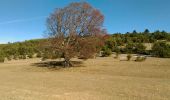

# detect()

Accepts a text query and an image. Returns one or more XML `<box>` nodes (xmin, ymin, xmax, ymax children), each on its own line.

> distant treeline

<box><xmin>0</xmin><ymin>29</ymin><xmax>170</xmax><ymax>62</ymax></box>
<box><xmin>0</xmin><ymin>39</ymin><xmax>46</xmax><ymax>62</ymax></box>
<box><xmin>109</xmin><ymin>29</ymin><xmax>170</xmax><ymax>44</ymax></box>
<box><xmin>102</xmin><ymin>29</ymin><xmax>170</xmax><ymax>57</ymax></box>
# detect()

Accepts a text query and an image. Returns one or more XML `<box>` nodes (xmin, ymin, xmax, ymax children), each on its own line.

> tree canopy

<box><xmin>46</xmin><ymin>2</ymin><xmax>105</xmax><ymax>67</ymax></box>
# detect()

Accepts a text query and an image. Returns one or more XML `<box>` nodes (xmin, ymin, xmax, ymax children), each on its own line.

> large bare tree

<box><xmin>46</xmin><ymin>2</ymin><xmax>105</xmax><ymax>67</ymax></box>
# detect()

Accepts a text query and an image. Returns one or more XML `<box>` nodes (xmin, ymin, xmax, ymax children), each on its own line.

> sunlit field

<box><xmin>0</xmin><ymin>56</ymin><xmax>170</xmax><ymax>100</ymax></box>
<box><xmin>0</xmin><ymin>0</ymin><xmax>170</xmax><ymax>100</ymax></box>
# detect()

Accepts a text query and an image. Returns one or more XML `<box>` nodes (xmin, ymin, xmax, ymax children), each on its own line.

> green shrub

<box><xmin>0</xmin><ymin>55</ymin><xmax>5</xmax><ymax>63</ymax></box>
<box><xmin>152</xmin><ymin>41</ymin><xmax>170</xmax><ymax>58</ymax></box>
<box><xmin>19</xmin><ymin>55</ymin><xmax>27</xmax><ymax>59</ymax></box>
<box><xmin>13</xmin><ymin>55</ymin><xmax>19</xmax><ymax>60</ymax></box>
<box><xmin>0</xmin><ymin>58</ymin><xmax>4</xmax><ymax>63</ymax></box>
<box><xmin>23</xmin><ymin>55</ymin><xmax>27</xmax><ymax>59</ymax></box>
<box><xmin>7</xmin><ymin>56</ymin><xmax>12</xmax><ymax>61</ymax></box>
<box><xmin>127</xmin><ymin>54</ymin><xmax>132</xmax><ymax>61</ymax></box>
<box><xmin>28</xmin><ymin>54</ymin><xmax>33</xmax><ymax>58</ymax></box>
<box><xmin>125</xmin><ymin>42</ymin><xmax>146</xmax><ymax>54</ymax></box>
<box><xmin>102</xmin><ymin>46</ymin><xmax>112</xmax><ymax>57</ymax></box>
<box><xmin>135</xmin><ymin>43</ymin><xmax>146</xmax><ymax>54</ymax></box>
<box><xmin>36</xmin><ymin>53</ymin><xmax>42</xmax><ymax>58</ymax></box>
<box><xmin>135</xmin><ymin>56</ymin><xmax>147</xmax><ymax>62</ymax></box>
<box><xmin>42</xmin><ymin>57</ymin><xmax>47</xmax><ymax>61</ymax></box>
<box><xmin>0</xmin><ymin>51</ymin><xmax>5</xmax><ymax>63</ymax></box>
<box><xmin>125</xmin><ymin>42</ymin><xmax>135</xmax><ymax>53</ymax></box>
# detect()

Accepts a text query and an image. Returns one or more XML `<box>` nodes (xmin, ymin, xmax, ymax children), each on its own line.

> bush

<box><xmin>114</xmin><ymin>52</ymin><xmax>119</xmax><ymax>59</ymax></box>
<box><xmin>0</xmin><ymin>51</ymin><xmax>5</xmax><ymax>63</ymax></box>
<box><xmin>36</xmin><ymin>53</ymin><xmax>42</xmax><ymax>58</ymax></box>
<box><xmin>125</xmin><ymin>42</ymin><xmax>135</xmax><ymax>53</ymax></box>
<box><xmin>135</xmin><ymin>56</ymin><xmax>147</xmax><ymax>62</ymax></box>
<box><xmin>42</xmin><ymin>57</ymin><xmax>48</xmax><ymax>61</ymax></box>
<box><xmin>0</xmin><ymin>58</ymin><xmax>4</xmax><ymax>63</ymax></box>
<box><xmin>135</xmin><ymin>43</ymin><xmax>146</xmax><ymax>54</ymax></box>
<box><xmin>23</xmin><ymin>55</ymin><xmax>27</xmax><ymax>59</ymax></box>
<box><xmin>142</xmin><ymin>50</ymin><xmax>152</xmax><ymax>55</ymax></box>
<box><xmin>125</xmin><ymin>42</ymin><xmax>146</xmax><ymax>54</ymax></box>
<box><xmin>7</xmin><ymin>56</ymin><xmax>12</xmax><ymax>61</ymax></box>
<box><xmin>127</xmin><ymin>54</ymin><xmax>132</xmax><ymax>61</ymax></box>
<box><xmin>28</xmin><ymin>54</ymin><xmax>33</xmax><ymax>58</ymax></box>
<box><xmin>102</xmin><ymin>46</ymin><xmax>112</xmax><ymax>57</ymax></box>
<box><xmin>13</xmin><ymin>55</ymin><xmax>19</xmax><ymax>60</ymax></box>
<box><xmin>0</xmin><ymin>55</ymin><xmax>5</xmax><ymax>63</ymax></box>
<box><xmin>19</xmin><ymin>55</ymin><xmax>27</xmax><ymax>59</ymax></box>
<box><xmin>152</xmin><ymin>41</ymin><xmax>170</xmax><ymax>58</ymax></box>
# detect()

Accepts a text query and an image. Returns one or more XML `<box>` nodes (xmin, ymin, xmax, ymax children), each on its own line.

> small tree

<box><xmin>144</xmin><ymin>29</ymin><xmax>150</xmax><ymax>33</ymax></box>
<box><xmin>46</xmin><ymin>2</ymin><xmax>105</xmax><ymax>67</ymax></box>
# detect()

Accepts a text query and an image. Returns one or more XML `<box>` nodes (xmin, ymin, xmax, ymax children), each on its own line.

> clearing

<box><xmin>0</xmin><ymin>56</ymin><xmax>170</xmax><ymax>100</ymax></box>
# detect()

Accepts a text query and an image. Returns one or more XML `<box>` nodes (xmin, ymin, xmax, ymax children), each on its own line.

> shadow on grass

<box><xmin>32</xmin><ymin>61</ymin><xmax>84</xmax><ymax>70</ymax></box>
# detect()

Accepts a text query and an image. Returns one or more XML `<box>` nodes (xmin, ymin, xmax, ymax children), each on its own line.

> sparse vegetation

<box><xmin>127</xmin><ymin>54</ymin><xmax>132</xmax><ymax>61</ymax></box>
<box><xmin>0</xmin><ymin>24</ymin><xmax>170</xmax><ymax>63</ymax></box>
<box><xmin>0</xmin><ymin>39</ymin><xmax>46</xmax><ymax>61</ymax></box>
<box><xmin>0</xmin><ymin>55</ymin><xmax>169</xmax><ymax>100</ymax></box>
<box><xmin>0</xmin><ymin>29</ymin><xmax>170</xmax><ymax>62</ymax></box>
<box><xmin>0</xmin><ymin>56</ymin><xmax>4</xmax><ymax>63</ymax></box>
<box><xmin>114</xmin><ymin>52</ymin><xmax>119</xmax><ymax>59</ymax></box>
<box><xmin>0</xmin><ymin>1</ymin><xmax>170</xmax><ymax>100</ymax></box>
<box><xmin>135</xmin><ymin>56</ymin><xmax>147</xmax><ymax>62</ymax></box>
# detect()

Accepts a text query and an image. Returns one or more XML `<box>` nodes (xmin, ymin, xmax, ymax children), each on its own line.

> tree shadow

<box><xmin>32</xmin><ymin>60</ymin><xmax>84</xmax><ymax>70</ymax></box>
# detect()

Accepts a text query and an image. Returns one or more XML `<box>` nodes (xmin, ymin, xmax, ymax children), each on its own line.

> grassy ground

<box><xmin>0</xmin><ymin>56</ymin><xmax>170</xmax><ymax>100</ymax></box>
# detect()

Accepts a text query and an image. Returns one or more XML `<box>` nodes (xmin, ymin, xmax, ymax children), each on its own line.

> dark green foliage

<box><xmin>152</xmin><ymin>42</ymin><xmax>170</xmax><ymax>58</ymax></box>
<box><xmin>6</xmin><ymin>56</ymin><xmax>12</xmax><ymax>61</ymax></box>
<box><xmin>22</xmin><ymin>55</ymin><xmax>27</xmax><ymax>59</ymax></box>
<box><xmin>0</xmin><ymin>29</ymin><xmax>170</xmax><ymax>61</ymax></box>
<box><xmin>0</xmin><ymin>39</ymin><xmax>46</xmax><ymax>61</ymax></box>
<box><xmin>152</xmin><ymin>30</ymin><xmax>169</xmax><ymax>40</ymax></box>
<box><xmin>127</xmin><ymin>54</ymin><xmax>132</xmax><ymax>61</ymax></box>
<box><xmin>0</xmin><ymin>51</ymin><xmax>5</xmax><ymax>63</ymax></box>
<box><xmin>109</xmin><ymin>29</ymin><xmax>170</xmax><ymax>44</ymax></box>
<box><xmin>0</xmin><ymin>56</ymin><xmax>4</xmax><ymax>63</ymax></box>
<box><xmin>124</xmin><ymin>42</ymin><xmax>146</xmax><ymax>54</ymax></box>
<box><xmin>28</xmin><ymin>54</ymin><xmax>33</xmax><ymax>58</ymax></box>
<box><xmin>101</xmin><ymin>46</ymin><xmax>112</xmax><ymax>57</ymax></box>
<box><xmin>36</xmin><ymin>52</ymin><xmax>42</xmax><ymax>58</ymax></box>
<box><xmin>134</xmin><ymin>43</ymin><xmax>146</xmax><ymax>54</ymax></box>
<box><xmin>113</xmin><ymin>47</ymin><xmax>121</xmax><ymax>54</ymax></box>
<box><xmin>103</xmin><ymin>29</ymin><xmax>170</xmax><ymax>58</ymax></box>
<box><xmin>13</xmin><ymin>55</ymin><xmax>19</xmax><ymax>60</ymax></box>
<box><xmin>135</xmin><ymin>56</ymin><xmax>147</xmax><ymax>62</ymax></box>
<box><xmin>125</xmin><ymin>42</ymin><xmax>136</xmax><ymax>53</ymax></box>
<box><xmin>144</xmin><ymin>29</ymin><xmax>150</xmax><ymax>33</ymax></box>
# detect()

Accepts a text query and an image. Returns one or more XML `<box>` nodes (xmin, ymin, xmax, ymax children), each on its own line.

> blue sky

<box><xmin>0</xmin><ymin>0</ymin><xmax>170</xmax><ymax>43</ymax></box>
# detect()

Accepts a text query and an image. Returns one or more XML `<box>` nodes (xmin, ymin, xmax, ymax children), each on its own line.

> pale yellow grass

<box><xmin>0</xmin><ymin>57</ymin><xmax>170</xmax><ymax>100</ymax></box>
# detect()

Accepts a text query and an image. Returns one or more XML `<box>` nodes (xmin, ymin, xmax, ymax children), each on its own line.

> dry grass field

<box><xmin>0</xmin><ymin>56</ymin><xmax>170</xmax><ymax>100</ymax></box>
